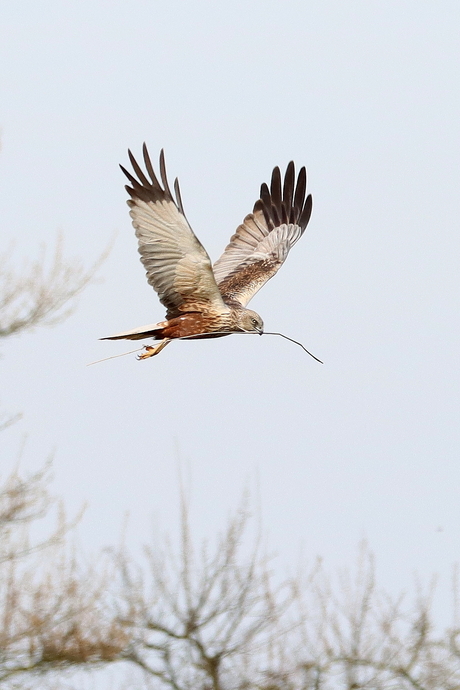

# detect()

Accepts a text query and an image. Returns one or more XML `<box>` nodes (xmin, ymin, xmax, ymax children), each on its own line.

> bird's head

<box><xmin>238</xmin><ymin>309</ymin><xmax>264</xmax><ymax>334</ymax></box>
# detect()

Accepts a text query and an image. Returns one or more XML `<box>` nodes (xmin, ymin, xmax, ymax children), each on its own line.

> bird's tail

<box><xmin>100</xmin><ymin>320</ymin><xmax>168</xmax><ymax>341</ymax></box>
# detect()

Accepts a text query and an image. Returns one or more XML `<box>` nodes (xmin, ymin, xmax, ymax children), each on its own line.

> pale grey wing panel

<box><xmin>216</xmin><ymin>223</ymin><xmax>304</xmax><ymax>307</ymax></box>
<box><xmin>212</xmin><ymin>206</ymin><xmax>270</xmax><ymax>285</ymax></box>
<box><xmin>122</xmin><ymin>146</ymin><xmax>228</xmax><ymax>317</ymax></box>
<box><xmin>130</xmin><ymin>198</ymin><xmax>226</xmax><ymax>314</ymax></box>
<box><xmin>213</xmin><ymin>161</ymin><xmax>312</xmax><ymax>307</ymax></box>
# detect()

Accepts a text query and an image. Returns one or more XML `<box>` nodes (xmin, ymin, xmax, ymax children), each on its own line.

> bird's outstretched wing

<box><xmin>121</xmin><ymin>145</ymin><xmax>229</xmax><ymax>318</ymax></box>
<box><xmin>213</xmin><ymin>162</ymin><xmax>312</xmax><ymax>307</ymax></box>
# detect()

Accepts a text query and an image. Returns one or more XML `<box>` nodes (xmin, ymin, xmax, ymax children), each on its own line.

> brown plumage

<box><xmin>101</xmin><ymin>145</ymin><xmax>312</xmax><ymax>358</ymax></box>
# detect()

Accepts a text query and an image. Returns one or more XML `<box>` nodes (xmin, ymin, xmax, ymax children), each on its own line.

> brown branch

<box><xmin>0</xmin><ymin>234</ymin><xmax>111</xmax><ymax>338</ymax></box>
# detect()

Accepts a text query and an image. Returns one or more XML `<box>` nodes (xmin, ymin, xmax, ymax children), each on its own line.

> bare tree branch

<box><xmin>0</xmin><ymin>234</ymin><xmax>111</xmax><ymax>339</ymax></box>
<box><xmin>1</xmin><ymin>474</ymin><xmax>460</xmax><ymax>689</ymax></box>
<box><xmin>115</xmin><ymin>494</ymin><xmax>300</xmax><ymax>690</ymax></box>
<box><xmin>0</xmin><ymin>465</ymin><xmax>129</xmax><ymax>687</ymax></box>
<box><xmin>111</xmin><ymin>517</ymin><xmax>460</xmax><ymax>690</ymax></box>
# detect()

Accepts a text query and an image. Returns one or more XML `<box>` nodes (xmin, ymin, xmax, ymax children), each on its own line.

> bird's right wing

<box><xmin>213</xmin><ymin>162</ymin><xmax>312</xmax><ymax>307</ymax></box>
<box><xmin>121</xmin><ymin>145</ymin><xmax>229</xmax><ymax>318</ymax></box>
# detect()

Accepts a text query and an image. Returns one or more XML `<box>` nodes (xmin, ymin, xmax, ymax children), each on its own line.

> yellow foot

<box><xmin>137</xmin><ymin>339</ymin><xmax>171</xmax><ymax>360</ymax></box>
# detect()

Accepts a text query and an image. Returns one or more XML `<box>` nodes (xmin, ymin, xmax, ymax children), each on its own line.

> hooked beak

<box><xmin>257</xmin><ymin>327</ymin><xmax>264</xmax><ymax>335</ymax></box>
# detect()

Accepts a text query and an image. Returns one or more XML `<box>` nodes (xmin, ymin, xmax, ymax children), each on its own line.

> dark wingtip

<box><xmin>270</xmin><ymin>167</ymin><xmax>282</xmax><ymax>208</ymax></box>
<box><xmin>174</xmin><ymin>177</ymin><xmax>185</xmax><ymax>215</ymax></box>
<box><xmin>284</xmin><ymin>161</ymin><xmax>295</xmax><ymax>187</ymax></box>
<box><xmin>120</xmin><ymin>145</ymin><xmax>185</xmax><ymax>215</ymax></box>
<box><xmin>257</xmin><ymin>161</ymin><xmax>312</xmax><ymax>231</ymax></box>
<box><xmin>283</xmin><ymin>161</ymin><xmax>295</xmax><ymax>220</ymax></box>
<box><xmin>299</xmin><ymin>193</ymin><xmax>313</xmax><ymax>229</ymax></box>
<box><xmin>159</xmin><ymin>149</ymin><xmax>173</xmax><ymax>199</ymax></box>
<box><xmin>120</xmin><ymin>164</ymin><xmax>137</xmax><ymax>185</ymax></box>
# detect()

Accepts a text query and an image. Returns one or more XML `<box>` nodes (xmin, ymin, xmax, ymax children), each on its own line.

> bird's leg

<box><xmin>137</xmin><ymin>339</ymin><xmax>171</xmax><ymax>360</ymax></box>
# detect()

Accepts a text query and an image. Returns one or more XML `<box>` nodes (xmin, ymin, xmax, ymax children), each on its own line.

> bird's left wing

<box><xmin>121</xmin><ymin>145</ymin><xmax>229</xmax><ymax>318</ymax></box>
<box><xmin>213</xmin><ymin>162</ymin><xmax>312</xmax><ymax>307</ymax></box>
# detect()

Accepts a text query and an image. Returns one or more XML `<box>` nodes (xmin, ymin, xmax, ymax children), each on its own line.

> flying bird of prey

<box><xmin>102</xmin><ymin>145</ymin><xmax>312</xmax><ymax>359</ymax></box>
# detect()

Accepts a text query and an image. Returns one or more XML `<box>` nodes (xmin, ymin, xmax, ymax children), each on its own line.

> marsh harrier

<box><xmin>102</xmin><ymin>146</ymin><xmax>312</xmax><ymax>358</ymax></box>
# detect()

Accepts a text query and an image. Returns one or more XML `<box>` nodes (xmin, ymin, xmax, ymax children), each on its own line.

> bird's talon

<box><xmin>137</xmin><ymin>346</ymin><xmax>156</xmax><ymax>360</ymax></box>
<box><xmin>136</xmin><ymin>340</ymin><xmax>171</xmax><ymax>360</ymax></box>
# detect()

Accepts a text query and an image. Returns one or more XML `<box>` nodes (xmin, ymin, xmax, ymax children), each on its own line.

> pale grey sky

<box><xmin>1</xmin><ymin>0</ymin><xmax>459</xmax><ymax>649</ymax></box>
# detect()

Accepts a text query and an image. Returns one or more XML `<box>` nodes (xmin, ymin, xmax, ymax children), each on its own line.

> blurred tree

<box><xmin>0</xmin><ymin>214</ymin><xmax>122</xmax><ymax>687</ymax></box>
<box><xmin>0</xmin><ymin>472</ymin><xmax>459</xmax><ymax>689</ymax></box>
<box><xmin>116</xmin><ymin>496</ymin><xmax>296</xmax><ymax>689</ymax></box>
<box><xmin>115</xmin><ymin>499</ymin><xmax>460</xmax><ymax>690</ymax></box>
<box><xmin>0</xmin><ymin>464</ymin><xmax>128</xmax><ymax>688</ymax></box>
<box><xmin>0</xmin><ymin>234</ymin><xmax>108</xmax><ymax>339</ymax></box>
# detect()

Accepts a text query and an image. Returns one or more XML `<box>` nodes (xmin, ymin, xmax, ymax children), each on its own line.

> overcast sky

<box><xmin>1</xmin><ymin>1</ymin><xmax>459</xmax><ymax>678</ymax></box>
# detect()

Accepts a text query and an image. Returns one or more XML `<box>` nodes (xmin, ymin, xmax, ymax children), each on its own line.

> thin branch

<box><xmin>0</xmin><ymin>234</ymin><xmax>111</xmax><ymax>339</ymax></box>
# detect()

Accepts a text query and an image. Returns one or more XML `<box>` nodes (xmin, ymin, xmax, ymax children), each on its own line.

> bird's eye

<box><xmin>252</xmin><ymin>318</ymin><xmax>258</xmax><ymax>326</ymax></box>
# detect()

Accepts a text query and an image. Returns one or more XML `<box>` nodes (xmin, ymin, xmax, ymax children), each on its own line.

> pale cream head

<box><xmin>238</xmin><ymin>309</ymin><xmax>264</xmax><ymax>334</ymax></box>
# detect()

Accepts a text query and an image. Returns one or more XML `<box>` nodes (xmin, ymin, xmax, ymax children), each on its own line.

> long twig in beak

<box><xmin>178</xmin><ymin>330</ymin><xmax>323</xmax><ymax>363</ymax></box>
<box><xmin>262</xmin><ymin>332</ymin><xmax>323</xmax><ymax>363</ymax></box>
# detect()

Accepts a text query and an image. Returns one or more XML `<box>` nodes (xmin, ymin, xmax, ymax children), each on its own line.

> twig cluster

<box><xmin>0</xmin><ymin>235</ymin><xmax>109</xmax><ymax>338</ymax></box>
<box><xmin>0</xmin><ymin>466</ymin><xmax>128</xmax><ymax>688</ymax></box>
<box><xmin>0</xmin><ymin>468</ymin><xmax>459</xmax><ymax>689</ymax></box>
